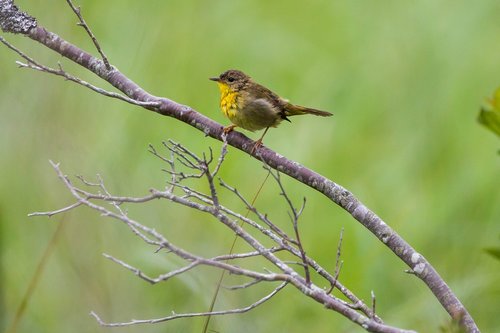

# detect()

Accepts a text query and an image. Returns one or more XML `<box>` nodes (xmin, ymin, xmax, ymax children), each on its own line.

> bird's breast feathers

<box><xmin>217</xmin><ymin>82</ymin><xmax>239</xmax><ymax>118</ymax></box>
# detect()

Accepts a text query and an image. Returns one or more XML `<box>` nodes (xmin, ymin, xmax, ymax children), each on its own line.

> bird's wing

<box><xmin>246</xmin><ymin>83</ymin><xmax>288</xmax><ymax>119</ymax></box>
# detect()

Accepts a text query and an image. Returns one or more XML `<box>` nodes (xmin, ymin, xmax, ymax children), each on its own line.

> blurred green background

<box><xmin>1</xmin><ymin>0</ymin><xmax>499</xmax><ymax>332</ymax></box>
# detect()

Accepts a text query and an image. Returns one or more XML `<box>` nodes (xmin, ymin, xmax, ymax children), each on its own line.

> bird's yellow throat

<box><xmin>216</xmin><ymin>82</ymin><xmax>238</xmax><ymax>119</ymax></box>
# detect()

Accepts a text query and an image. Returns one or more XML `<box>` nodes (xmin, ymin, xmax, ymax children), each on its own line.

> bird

<box><xmin>209</xmin><ymin>69</ymin><xmax>332</xmax><ymax>151</ymax></box>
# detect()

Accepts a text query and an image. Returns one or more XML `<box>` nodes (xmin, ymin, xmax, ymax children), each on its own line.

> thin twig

<box><xmin>269</xmin><ymin>167</ymin><xmax>311</xmax><ymax>285</ymax></box>
<box><xmin>28</xmin><ymin>201</ymin><xmax>82</xmax><ymax>217</ymax></box>
<box><xmin>0</xmin><ymin>36</ymin><xmax>158</xmax><ymax>108</ymax></box>
<box><xmin>103</xmin><ymin>253</ymin><xmax>199</xmax><ymax>284</ymax></box>
<box><xmin>211</xmin><ymin>132</ymin><xmax>228</xmax><ymax>178</ymax></box>
<box><xmin>5</xmin><ymin>218</ymin><xmax>66</xmax><ymax>333</ymax></box>
<box><xmin>290</xmin><ymin>197</ymin><xmax>310</xmax><ymax>285</ymax></box>
<box><xmin>222</xmin><ymin>278</ymin><xmax>263</xmax><ymax>290</ymax></box>
<box><xmin>219</xmin><ymin>178</ymin><xmax>294</xmax><ymax>244</ymax></box>
<box><xmin>90</xmin><ymin>282</ymin><xmax>288</xmax><ymax>327</ymax></box>
<box><xmin>371</xmin><ymin>290</ymin><xmax>377</xmax><ymax>320</ymax></box>
<box><xmin>327</xmin><ymin>228</ymin><xmax>344</xmax><ymax>294</ymax></box>
<box><xmin>65</xmin><ymin>0</ymin><xmax>111</xmax><ymax>69</ymax></box>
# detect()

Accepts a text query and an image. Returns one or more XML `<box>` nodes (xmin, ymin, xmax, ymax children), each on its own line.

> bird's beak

<box><xmin>209</xmin><ymin>77</ymin><xmax>220</xmax><ymax>82</ymax></box>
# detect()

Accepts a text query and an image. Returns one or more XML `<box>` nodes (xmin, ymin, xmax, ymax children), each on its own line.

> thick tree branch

<box><xmin>0</xmin><ymin>1</ymin><xmax>478</xmax><ymax>332</ymax></box>
<box><xmin>0</xmin><ymin>0</ymin><xmax>36</xmax><ymax>33</ymax></box>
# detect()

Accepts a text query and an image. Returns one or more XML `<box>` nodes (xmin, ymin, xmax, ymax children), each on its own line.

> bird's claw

<box><xmin>251</xmin><ymin>139</ymin><xmax>263</xmax><ymax>154</ymax></box>
<box><xmin>223</xmin><ymin>125</ymin><xmax>236</xmax><ymax>134</ymax></box>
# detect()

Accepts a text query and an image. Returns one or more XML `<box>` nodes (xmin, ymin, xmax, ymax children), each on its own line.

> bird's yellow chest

<box><xmin>217</xmin><ymin>82</ymin><xmax>239</xmax><ymax>120</ymax></box>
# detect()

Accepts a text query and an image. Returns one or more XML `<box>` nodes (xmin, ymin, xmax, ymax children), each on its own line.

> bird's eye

<box><xmin>227</xmin><ymin>77</ymin><xmax>235</xmax><ymax>82</ymax></box>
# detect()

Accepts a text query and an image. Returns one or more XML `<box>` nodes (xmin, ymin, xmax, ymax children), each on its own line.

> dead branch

<box><xmin>33</xmin><ymin>140</ymin><xmax>411</xmax><ymax>332</ymax></box>
<box><xmin>90</xmin><ymin>282</ymin><xmax>288</xmax><ymax>327</ymax></box>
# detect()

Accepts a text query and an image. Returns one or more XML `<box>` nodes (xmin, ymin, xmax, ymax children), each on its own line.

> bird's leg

<box><xmin>223</xmin><ymin>124</ymin><xmax>237</xmax><ymax>134</ymax></box>
<box><xmin>251</xmin><ymin>127</ymin><xmax>270</xmax><ymax>154</ymax></box>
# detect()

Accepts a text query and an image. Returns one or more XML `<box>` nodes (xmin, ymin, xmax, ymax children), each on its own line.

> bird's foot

<box><xmin>251</xmin><ymin>139</ymin><xmax>263</xmax><ymax>154</ymax></box>
<box><xmin>223</xmin><ymin>124</ymin><xmax>236</xmax><ymax>134</ymax></box>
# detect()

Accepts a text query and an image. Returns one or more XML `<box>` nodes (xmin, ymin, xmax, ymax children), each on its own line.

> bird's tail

<box><xmin>284</xmin><ymin>103</ymin><xmax>333</xmax><ymax>117</ymax></box>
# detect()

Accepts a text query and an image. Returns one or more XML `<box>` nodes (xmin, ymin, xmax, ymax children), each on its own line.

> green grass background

<box><xmin>1</xmin><ymin>0</ymin><xmax>499</xmax><ymax>332</ymax></box>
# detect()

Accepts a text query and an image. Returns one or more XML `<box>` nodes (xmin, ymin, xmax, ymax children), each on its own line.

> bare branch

<box><xmin>28</xmin><ymin>201</ymin><xmax>82</xmax><ymax>217</ymax></box>
<box><xmin>36</xmin><ymin>142</ymin><xmax>381</xmax><ymax>328</ymax></box>
<box><xmin>65</xmin><ymin>0</ymin><xmax>110</xmax><ymax>69</ymax></box>
<box><xmin>47</xmin><ymin>163</ymin><xmax>294</xmax><ymax>283</ymax></box>
<box><xmin>327</xmin><ymin>227</ymin><xmax>344</xmax><ymax>294</ymax></box>
<box><xmin>104</xmin><ymin>248</ymin><xmax>283</xmax><ymax>286</ymax></box>
<box><xmin>371</xmin><ymin>290</ymin><xmax>377</xmax><ymax>320</ymax></box>
<box><xmin>211</xmin><ymin>132</ymin><xmax>229</xmax><ymax>178</ymax></box>
<box><xmin>212</xmin><ymin>248</ymin><xmax>283</xmax><ymax>261</ymax></box>
<box><xmin>103</xmin><ymin>253</ymin><xmax>200</xmax><ymax>285</ymax></box>
<box><xmin>0</xmin><ymin>36</ymin><xmax>158</xmax><ymax>108</ymax></box>
<box><xmin>222</xmin><ymin>278</ymin><xmax>264</xmax><ymax>291</ymax></box>
<box><xmin>90</xmin><ymin>282</ymin><xmax>288</xmax><ymax>327</ymax></box>
<box><xmin>290</xmin><ymin>198</ymin><xmax>310</xmax><ymax>286</ymax></box>
<box><xmin>36</xmin><ymin>151</ymin><xmax>408</xmax><ymax>332</ymax></box>
<box><xmin>218</xmin><ymin>169</ymin><xmax>377</xmax><ymax>321</ymax></box>
<box><xmin>219</xmin><ymin>178</ymin><xmax>294</xmax><ymax>244</ymax></box>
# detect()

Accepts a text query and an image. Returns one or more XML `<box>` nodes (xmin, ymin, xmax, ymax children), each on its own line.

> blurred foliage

<box><xmin>484</xmin><ymin>246</ymin><xmax>500</xmax><ymax>261</ymax></box>
<box><xmin>1</xmin><ymin>0</ymin><xmax>499</xmax><ymax>332</ymax></box>
<box><xmin>484</xmin><ymin>235</ymin><xmax>500</xmax><ymax>261</ymax></box>
<box><xmin>478</xmin><ymin>87</ymin><xmax>500</xmax><ymax>137</ymax></box>
<box><xmin>439</xmin><ymin>316</ymin><xmax>466</xmax><ymax>333</ymax></box>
